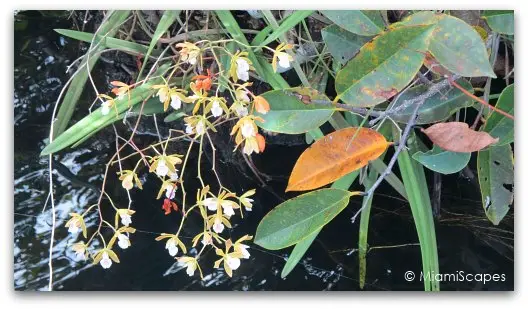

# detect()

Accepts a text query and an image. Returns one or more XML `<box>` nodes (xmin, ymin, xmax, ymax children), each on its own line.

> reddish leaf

<box><xmin>422</xmin><ymin>122</ymin><xmax>499</xmax><ymax>153</ymax></box>
<box><xmin>286</xmin><ymin>127</ymin><xmax>390</xmax><ymax>192</ymax></box>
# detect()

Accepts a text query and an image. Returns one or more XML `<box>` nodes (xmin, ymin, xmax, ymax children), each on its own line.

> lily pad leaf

<box><xmin>395</xmin><ymin>11</ymin><xmax>496</xmax><ymax>78</ymax></box>
<box><xmin>256</xmin><ymin>87</ymin><xmax>335</xmax><ymax>134</ymax></box>
<box><xmin>482</xmin><ymin>84</ymin><xmax>514</xmax><ymax>146</ymax></box>
<box><xmin>391</xmin><ymin>78</ymin><xmax>474</xmax><ymax>124</ymax></box>
<box><xmin>321</xmin><ymin>24</ymin><xmax>371</xmax><ymax>65</ymax></box>
<box><xmin>477</xmin><ymin>144</ymin><xmax>514</xmax><ymax>225</ymax></box>
<box><xmin>335</xmin><ymin>24</ymin><xmax>435</xmax><ymax>107</ymax></box>
<box><xmin>254</xmin><ymin>189</ymin><xmax>358</xmax><ymax>250</ymax></box>
<box><xmin>321</xmin><ymin>10</ymin><xmax>385</xmax><ymax>36</ymax></box>
<box><xmin>412</xmin><ymin>145</ymin><xmax>471</xmax><ymax>174</ymax></box>
<box><xmin>482</xmin><ymin>10</ymin><xmax>514</xmax><ymax>35</ymax></box>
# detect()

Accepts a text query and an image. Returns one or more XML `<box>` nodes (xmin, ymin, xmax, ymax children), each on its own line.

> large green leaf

<box><xmin>321</xmin><ymin>10</ymin><xmax>385</xmax><ymax>36</ymax></box>
<box><xmin>477</xmin><ymin>144</ymin><xmax>514</xmax><ymax>225</ymax></box>
<box><xmin>254</xmin><ymin>188</ymin><xmax>355</xmax><ymax>250</ymax></box>
<box><xmin>335</xmin><ymin>24</ymin><xmax>434</xmax><ymax>107</ymax></box>
<box><xmin>137</xmin><ymin>10</ymin><xmax>179</xmax><ymax>79</ymax></box>
<box><xmin>321</xmin><ymin>24</ymin><xmax>371</xmax><ymax>65</ymax></box>
<box><xmin>280</xmin><ymin>170</ymin><xmax>359</xmax><ymax>278</ymax></box>
<box><xmin>482</xmin><ymin>10</ymin><xmax>514</xmax><ymax>35</ymax></box>
<box><xmin>412</xmin><ymin>145</ymin><xmax>471</xmax><ymax>174</ymax></box>
<box><xmin>41</xmin><ymin>64</ymin><xmax>170</xmax><ymax>156</ymax></box>
<box><xmin>256</xmin><ymin>88</ymin><xmax>335</xmax><ymax>134</ymax></box>
<box><xmin>482</xmin><ymin>84</ymin><xmax>514</xmax><ymax>146</ymax></box>
<box><xmin>396</xmin><ymin>11</ymin><xmax>496</xmax><ymax>78</ymax></box>
<box><xmin>391</xmin><ymin>79</ymin><xmax>474</xmax><ymax>124</ymax></box>
<box><xmin>53</xmin><ymin>10</ymin><xmax>131</xmax><ymax>136</ymax></box>
<box><xmin>55</xmin><ymin>29</ymin><xmax>154</xmax><ymax>56</ymax></box>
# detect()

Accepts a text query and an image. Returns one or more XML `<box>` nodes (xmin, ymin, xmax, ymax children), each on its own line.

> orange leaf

<box><xmin>422</xmin><ymin>122</ymin><xmax>499</xmax><ymax>153</ymax></box>
<box><xmin>286</xmin><ymin>127</ymin><xmax>390</xmax><ymax>192</ymax></box>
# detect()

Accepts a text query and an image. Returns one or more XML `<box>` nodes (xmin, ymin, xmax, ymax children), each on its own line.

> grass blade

<box><xmin>259</xmin><ymin>10</ymin><xmax>314</xmax><ymax>46</ymax></box>
<box><xmin>397</xmin><ymin>133</ymin><xmax>440</xmax><ymax>291</ymax></box>
<box><xmin>358</xmin><ymin>163</ymin><xmax>380</xmax><ymax>289</ymax></box>
<box><xmin>53</xmin><ymin>10</ymin><xmax>131</xmax><ymax>136</ymax></box>
<box><xmin>55</xmin><ymin>29</ymin><xmax>154</xmax><ymax>56</ymax></box>
<box><xmin>137</xmin><ymin>10</ymin><xmax>179</xmax><ymax>79</ymax></box>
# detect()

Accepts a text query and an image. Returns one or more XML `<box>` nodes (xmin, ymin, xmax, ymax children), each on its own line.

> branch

<box><xmin>450</xmin><ymin>79</ymin><xmax>514</xmax><ymax>121</ymax></box>
<box><xmin>351</xmin><ymin>96</ymin><xmax>426</xmax><ymax>223</ymax></box>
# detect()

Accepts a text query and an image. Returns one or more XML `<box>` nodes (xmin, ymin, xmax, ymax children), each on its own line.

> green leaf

<box><xmin>335</xmin><ymin>24</ymin><xmax>434</xmax><ymax>107</ymax></box>
<box><xmin>41</xmin><ymin>64</ymin><xmax>170</xmax><ymax>156</ymax></box>
<box><xmin>396</xmin><ymin>11</ymin><xmax>496</xmax><ymax>78</ymax></box>
<box><xmin>391</xmin><ymin>78</ymin><xmax>474</xmax><ymax>124</ymax></box>
<box><xmin>260</xmin><ymin>10</ymin><xmax>314</xmax><ymax>46</ymax></box>
<box><xmin>482</xmin><ymin>10</ymin><xmax>514</xmax><ymax>35</ymax></box>
<box><xmin>137</xmin><ymin>10</ymin><xmax>179</xmax><ymax>79</ymax></box>
<box><xmin>255</xmin><ymin>189</ymin><xmax>354</xmax><ymax>250</ymax></box>
<box><xmin>321</xmin><ymin>24</ymin><xmax>371</xmax><ymax>65</ymax></box>
<box><xmin>482</xmin><ymin>84</ymin><xmax>514</xmax><ymax>146</ymax></box>
<box><xmin>281</xmin><ymin>170</ymin><xmax>359</xmax><ymax>278</ymax></box>
<box><xmin>250</xmin><ymin>25</ymin><xmax>273</xmax><ymax>46</ymax></box>
<box><xmin>53</xmin><ymin>10</ymin><xmax>131</xmax><ymax>136</ymax></box>
<box><xmin>280</xmin><ymin>228</ymin><xmax>319</xmax><ymax>278</ymax></box>
<box><xmin>412</xmin><ymin>145</ymin><xmax>471</xmax><ymax>174</ymax></box>
<box><xmin>256</xmin><ymin>88</ymin><xmax>335</xmax><ymax>134</ymax></box>
<box><xmin>398</xmin><ymin>134</ymin><xmax>440</xmax><ymax>291</ymax></box>
<box><xmin>164</xmin><ymin>111</ymin><xmax>186</xmax><ymax>123</ymax></box>
<box><xmin>477</xmin><ymin>144</ymin><xmax>514</xmax><ymax>225</ymax></box>
<box><xmin>358</xmin><ymin>165</ymin><xmax>379</xmax><ymax>289</ymax></box>
<box><xmin>321</xmin><ymin>10</ymin><xmax>385</xmax><ymax>36</ymax></box>
<box><xmin>55</xmin><ymin>29</ymin><xmax>154</xmax><ymax>56</ymax></box>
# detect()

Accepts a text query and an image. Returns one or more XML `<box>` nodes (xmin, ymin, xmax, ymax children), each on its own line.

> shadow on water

<box><xmin>14</xmin><ymin>11</ymin><xmax>513</xmax><ymax>291</ymax></box>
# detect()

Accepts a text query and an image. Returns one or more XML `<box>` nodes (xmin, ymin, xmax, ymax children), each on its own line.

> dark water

<box><xmin>14</xmin><ymin>11</ymin><xmax>513</xmax><ymax>291</ymax></box>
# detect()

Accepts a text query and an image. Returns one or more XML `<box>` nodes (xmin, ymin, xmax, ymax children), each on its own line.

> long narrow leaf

<box><xmin>53</xmin><ymin>10</ymin><xmax>131</xmax><ymax>136</ymax></box>
<box><xmin>280</xmin><ymin>170</ymin><xmax>359</xmax><ymax>278</ymax></box>
<box><xmin>260</xmin><ymin>10</ymin><xmax>314</xmax><ymax>46</ymax></box>
<box><xmin>397</xmin><ymin>134</ymin><xmax>440</xmax><ymax>291</ymax></box>
<box><xmin>55</xmin><ymin>29</ymin><xmax>154</xmax><ymax>56</ymax></box>
<box><xmin>137</xmin><ymin>10</ymin><xmax>179</xmax><ymax>79</ymax></box>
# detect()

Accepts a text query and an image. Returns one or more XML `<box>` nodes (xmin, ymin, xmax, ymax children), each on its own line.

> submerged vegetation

<box><xmin>30</xmin><ymin>10</ymin><xmax>513</xmax><ymax>291</ymax></box>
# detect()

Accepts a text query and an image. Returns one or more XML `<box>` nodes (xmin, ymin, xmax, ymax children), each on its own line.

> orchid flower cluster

<box><xmin>66</xmin><ymin>39</ymin><xmax>295</xmax><ymax>278</ymax></box>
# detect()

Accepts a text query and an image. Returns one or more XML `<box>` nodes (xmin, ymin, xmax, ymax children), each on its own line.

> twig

<box><xmin>351</xmin><ymin>96</ymin><xmax>427</xmax><ymax>223</ymax></box>
<box><xmin>450</xmin><ymin>79</ymin><xmax>514</xmax><ymax>121</ymax></box>
<box><xmin>368</xmin><ymin>76</ymin><xmax>458</xmax><ymax>127</ymax></box>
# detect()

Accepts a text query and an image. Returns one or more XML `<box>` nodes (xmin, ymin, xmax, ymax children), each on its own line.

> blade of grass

<box><xmin>397</xmin><ymin>133</ymin><xmax>440</xmax><ymax>291</ymax></box>
<box><xmin>42</xmin><ymin>63</ymin><xmax>170</xmax><ymax>155</ymax></box>
<box><xmin>137</xmin><ymin>10</ymin><xmax>179</xmax><ymax>80</ymax></box>
<box><xmin>53</xmin><ymin>10</ymin><xmax>131</xmax><ymax>137</ymax></box>
<box><xmin>250</xmin><ymin>25</ymin><xmax>273</xmax><ymax>46</ymax></box>
<box><xmin>54</xmin><ymin>29</ymin><xmax>155</xmax><ymax>56</ymax></box>
<box><xmin>259</xmin><ymin>10</ymin><xmax>314</xmax><ymax>47</ymax></box>
<box><xmin>358</xmin><ymin>157</ymin><xmax>382</xmax><ymax>289</ymax></box>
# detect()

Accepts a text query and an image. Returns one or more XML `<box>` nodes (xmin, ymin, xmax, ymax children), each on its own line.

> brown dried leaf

<box><xmin>422</xmin><ymin>122</ymin><xmax>499</xmax><ymax>153</ymax></box>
